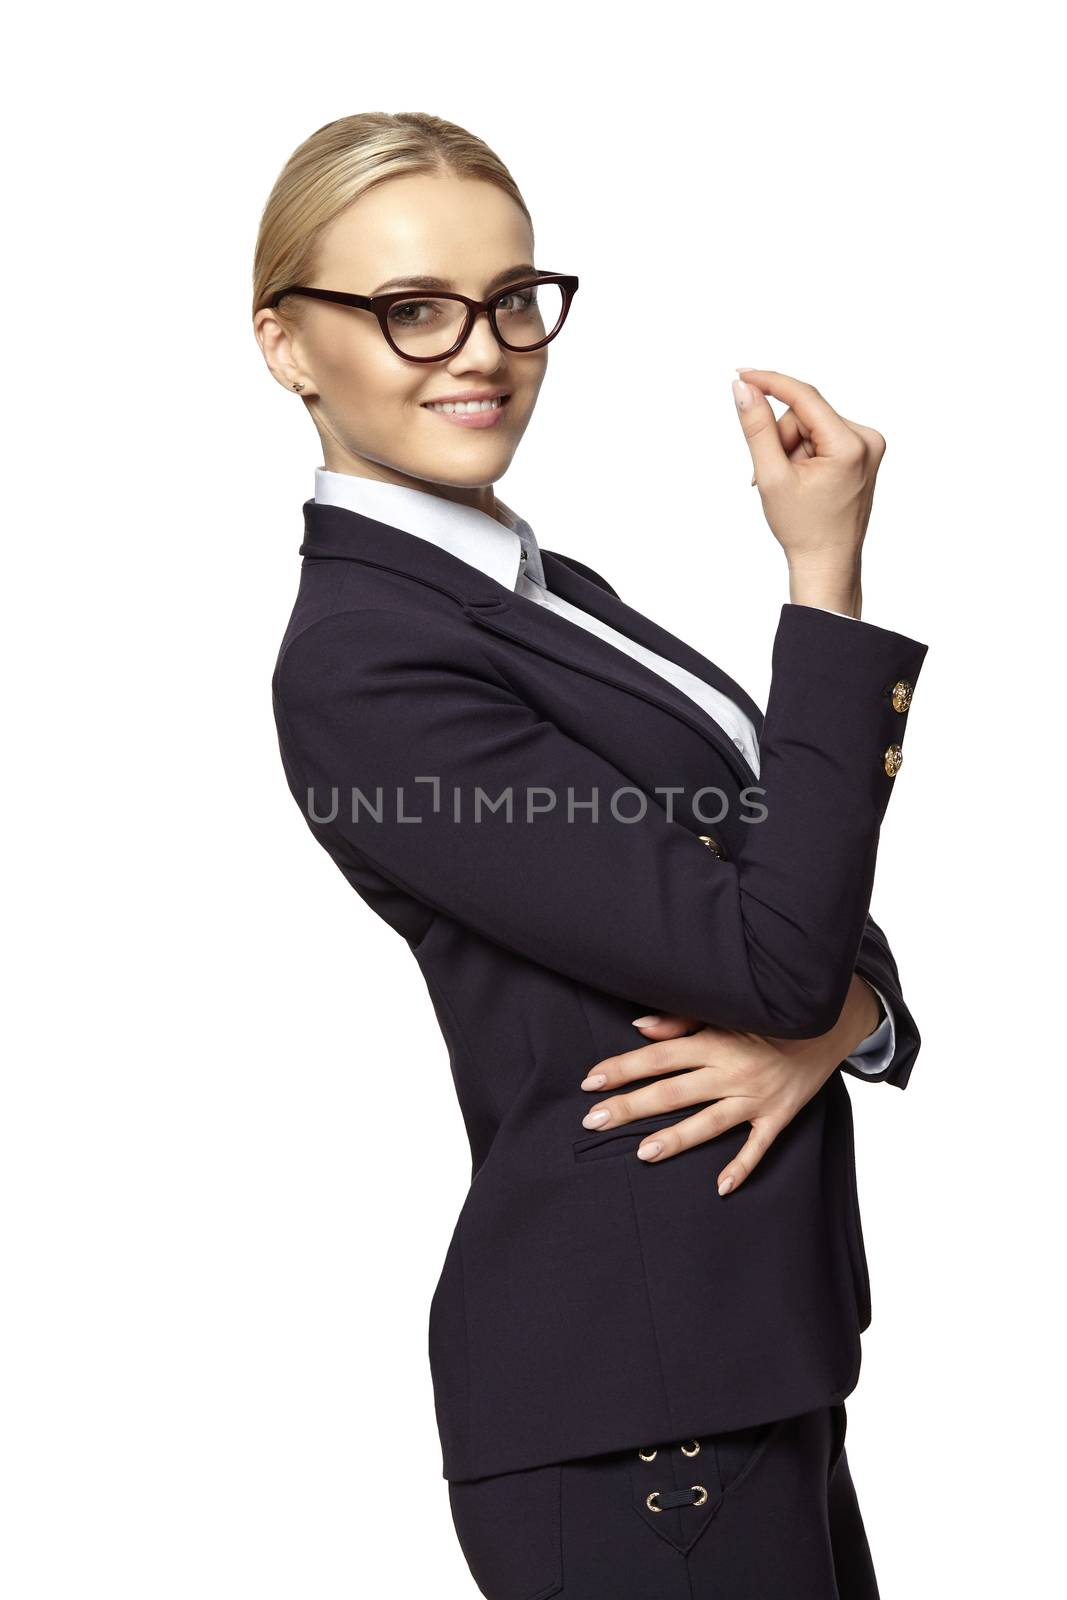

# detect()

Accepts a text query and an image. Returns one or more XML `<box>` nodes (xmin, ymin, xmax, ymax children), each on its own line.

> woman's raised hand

<box><xmin>577</xmin><ymin>975</ymin><xmax>883</xmax><ymax>1196</ymax></box>
<box><xmin>731</xmin><ymin>367</ymin><xmax>888</xmax><ymax>615</ymax></box>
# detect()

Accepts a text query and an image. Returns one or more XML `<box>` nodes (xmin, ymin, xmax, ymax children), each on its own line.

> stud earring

<box><xmin>291</xmin><ymin>381</ymin><xmax>306</xmax><ymax>391</ymax></box>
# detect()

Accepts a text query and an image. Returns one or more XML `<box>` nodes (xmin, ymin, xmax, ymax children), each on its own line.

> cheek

<box><xmin>318</xmin><ymin>331</ymin><xmax>415</xmax><ymax>418</ymax></box>
<box><xmin>315</xmin><ymin>334</ymin><xmax>431</xmax><ymax>462</ymax></box>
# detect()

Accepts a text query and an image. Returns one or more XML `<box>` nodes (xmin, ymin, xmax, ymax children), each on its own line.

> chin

<box><xmin>415</xmin><ymin>447</ymin><xmax>518</xmax><ymax>488</ymax></box>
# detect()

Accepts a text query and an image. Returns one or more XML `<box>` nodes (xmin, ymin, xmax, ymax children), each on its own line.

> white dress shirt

<box><xmin>313</xmin><ymin>468</ymin><xmax>895</xmax><ymax>1074</ymax></box>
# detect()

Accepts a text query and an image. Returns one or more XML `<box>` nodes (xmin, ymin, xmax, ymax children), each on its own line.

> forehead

<box><xmin>315</xmin><ymin>171</ymin><xmax>533</xmax><ymax>293</ymax></box>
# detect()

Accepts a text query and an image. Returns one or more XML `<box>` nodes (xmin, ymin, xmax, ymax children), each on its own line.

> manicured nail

<box><xmin>580</xmin><ymin>1073</ymin><xmax>607</xmax><ymax>1089</ymax></box>
<box><xmin>637</xmin><ymin>1141</ymin><xmax>663</xmax><ymax>1160</ymax></box>
<box><xmin>736</xmin><ymin>366</ymin><xmax>756</xmax><ymax>372</ymax></box>
<box><xmin>582</xmin><ymin>1108</ymin><xmax>609</xmax><ymax>1127</ymax></box>
<box><xmin>632</xmin><ymin>1014</ymin><xmax>661</xmax><ymax>1027</ymax></box>
<box><xmin>718</xmin><ymin>1175</ymin><xmax>734</xmax><ymax>1195</ymax></box>
<box><xmin>732</xmin><ymin>379</ymin><xmax>752</xmax><ymax>410</ymax></box>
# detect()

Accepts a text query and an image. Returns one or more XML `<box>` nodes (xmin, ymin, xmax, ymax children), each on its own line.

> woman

<box><xmin>253</xmin><ymin>112</ymin><xmax>927</xmax><ymax>1598</ymax></box>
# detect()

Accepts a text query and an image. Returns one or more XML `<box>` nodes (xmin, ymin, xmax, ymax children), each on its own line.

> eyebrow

<box><xmin>369</xmin><ymin>263</ymin><xmax>537</xmax><ymax>296</ymax></box>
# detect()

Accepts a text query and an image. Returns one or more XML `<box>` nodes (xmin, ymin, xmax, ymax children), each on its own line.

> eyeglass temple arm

<box><xmin>271</xmin><ymin>287</ymin><xmax>375</xmax><ymax>310</ymax></box>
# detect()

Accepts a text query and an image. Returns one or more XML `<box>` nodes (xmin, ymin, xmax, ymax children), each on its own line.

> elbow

<box><xmin>683</xmin><ymin>944</ymin><xmax>862</xmax><ymax>1039</ymax></box>
<box><xmin>743</xmin><ymin>972</ymin><xmax>855</xmax><ymax>1041</ymax></box>
<box><xmin>758</xmin><ymin>1003</ymin><xmax>843</xmax><ymax>1040</ymax></box>
<box><xmin>691</xmin><ymin>991</ymin><xmax>845</xmax><ymax>1040</ymax></box>
<box><xmin>795</xmin><ymin>973</ymin><xmax>862</xmax><ymax>1039</ymax></box>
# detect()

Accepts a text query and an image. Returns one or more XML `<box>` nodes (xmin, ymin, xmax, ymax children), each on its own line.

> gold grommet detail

<box><xmin>691</xmin><ymin>1483</ymin><xmax>708</xmax><ymax>1506</ymax></box>
<box><xmin>680</xmin><ymin>1438</ymin><xmax>700</xmax><ymax>1457</ymax></box>
<box><xmin>646</xmin><ymin>1490</ymin><xmax>663</xmax><ymax>1512</ymax></box>
<box><xmin>890</xmin><ymin>678</ymin><xmax>913</xmax><ymax>713</ymax></box>
<box><xmin>637</xmin><ymin>1446</ymin><xmax>657</xmax><ymax>1462</ymax></box>
<box><xmin>883</xmin><ymin>743</ymin><xmax>904</xmax><ymax>777</ymax></box>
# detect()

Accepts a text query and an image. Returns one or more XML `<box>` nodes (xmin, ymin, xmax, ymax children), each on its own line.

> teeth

<box><xmin>427</xmin><ymin>397</ymin><xmax>504</xmax><ymax>414</ymax></box>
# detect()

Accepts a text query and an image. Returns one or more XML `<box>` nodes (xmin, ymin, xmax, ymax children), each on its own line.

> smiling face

<box><xmin>255</xmin><ymin>171</ymin><xmax>550</xmax><ymax>506</ymax></box>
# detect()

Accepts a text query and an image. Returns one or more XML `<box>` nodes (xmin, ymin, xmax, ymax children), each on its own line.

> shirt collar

<box><xmin>313</xmin><ymin>469</ymin><xmax>546</xmax><ymax>592</ymax></box>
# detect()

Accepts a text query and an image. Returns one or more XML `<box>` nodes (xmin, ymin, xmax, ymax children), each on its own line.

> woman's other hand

<box><xmin>577</xmin><ymin>975</ymin><xmax>882</xmax><ymax>1196</ymax></box>
<box><xmin>731</xmin><ymin>367</ymin><xmax>888</xmax><ymax>618</ymax></box>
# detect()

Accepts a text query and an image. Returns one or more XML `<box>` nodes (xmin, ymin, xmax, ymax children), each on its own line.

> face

<box><xmin>255</xmin><ymin>172</ymin><xmax>550</xmax><ymax>508</ymax></box>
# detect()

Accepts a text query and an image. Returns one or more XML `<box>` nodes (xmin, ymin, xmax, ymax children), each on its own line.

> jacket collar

<box><xmin>312</xmin><ymin>467</ymin><xmax>547</xmax><ymax>590</ymax></box>
<box><xmin>298</xmin><ymin>499</ymin><xmax>765</xmax><ymax>783</ymax></box>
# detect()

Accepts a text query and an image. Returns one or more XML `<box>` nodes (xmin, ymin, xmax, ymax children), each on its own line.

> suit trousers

<box><xmin>446</xmin><ymin>1402</ymin><xmax>880</xmax><ymax>1599</ymax></box>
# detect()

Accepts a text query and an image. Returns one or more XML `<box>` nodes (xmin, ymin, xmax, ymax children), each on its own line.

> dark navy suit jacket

<box><xmin>272</xmin><ymin>498</ymin><xmax>929</xmax><ymax>1482</ymax></box>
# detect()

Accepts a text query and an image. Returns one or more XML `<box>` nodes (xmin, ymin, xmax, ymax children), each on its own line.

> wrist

<box><xmin>838</xmin><ymin>974</ymin><xmax>882</xmax><ymax>1054</ymax></box>
<box><xmin>787</xmin><ymin>556</ymin><xmax>862</xmax><ymax>617</ymax></box>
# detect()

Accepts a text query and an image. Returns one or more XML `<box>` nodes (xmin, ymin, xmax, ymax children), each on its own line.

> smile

<box><xmin>427</xmin><ymin>396</ymin><xmax>505</xmax><ymax>413</ymax></box>
<box><xmin>420</xmin><ymin>394</ymin><xmax>512</xmax><ymax>429</ymax></box>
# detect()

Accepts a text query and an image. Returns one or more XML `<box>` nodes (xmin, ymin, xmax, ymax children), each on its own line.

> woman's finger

<box><xmin>715</xmin><ymin>1117</ymin><xmax>782</xmax><ymax>1195</ymax></box>
<box><xmin>632</xmin><ymin>1097</ymin><xmax>756</xmax><ymax>1164</ymax></box>
<box><xmin>581</xmin><ymin>1024</ymin><xmax>727</xmax><ymax>1091</ymax></box>
<box><xmin>736</xmin><ymin>368</ymin><xmax>854</xmax><ymax>457</ymax></box>
<box><xmin>841</xmin><ymin>418</ymin><xmax>888</xmax><ymax>458</ymax></box>
<box><xmin>751</xmin><ymin>406</ymin><xmax>809</xmax><ymax>483</ymax></box>
<box><xmin>582</xmin><ymin>1066</ymin><xmax>728</xmax><ymax>1134</ymax></box>
<box><xmin>752</xmin><ymin>404</ymin><xmax>880</xmax><ymax>484</ymax></box>
<box><xmin>630</xmin><ymin>1012</ymin><xmax>702</xmax><ymax>1039</ymax></box>
<box><xmin>732</xmin><ymin>374</ymin><xmax>793</xmax><ymax>484</ymax></box>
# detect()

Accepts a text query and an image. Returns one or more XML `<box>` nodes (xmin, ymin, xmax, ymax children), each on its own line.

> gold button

<box><xmin>698</xmin><ymin>835</ymin><xmax>724</xmax><ymax>858</ymax></box>
<box><xmin>890</xmin><ymin>679</ymin><xmax>913</xmax><ymax>713</ymax></box>
<box><xmin>884</xmin><ymin>743</ymin><xmax>903</xmax><ymax>777</ymax></box>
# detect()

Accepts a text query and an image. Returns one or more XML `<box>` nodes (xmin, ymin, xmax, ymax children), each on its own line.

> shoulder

<box><xmin>273</xmin><ymin>605</ymin><xmax>504</xmax><ymax>707</ymax></box>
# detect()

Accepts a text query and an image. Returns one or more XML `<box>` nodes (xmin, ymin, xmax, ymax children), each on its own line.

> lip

<box><xmin>420</xmin><ymin>391</ymin><xmax>512</xmax><ymax>430</ymax></box>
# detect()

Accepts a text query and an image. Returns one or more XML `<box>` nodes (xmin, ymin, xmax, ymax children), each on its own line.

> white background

<box><xmin>3</xmin><ymin>3</ymin><xmax>1063</xmax><ymax>1594</ymax></box>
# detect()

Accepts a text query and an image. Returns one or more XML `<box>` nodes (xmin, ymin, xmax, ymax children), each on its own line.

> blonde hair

<box><xmin>252</xmin><ymin>112</ymin><xmax>533</xmax><ymax>322</ymax></box>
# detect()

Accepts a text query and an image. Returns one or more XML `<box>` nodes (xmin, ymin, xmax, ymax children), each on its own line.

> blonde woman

<box><xmin>254</xmin><ymin>111</ymin><xmax>927</xmax><ymax>1599</ymax></box>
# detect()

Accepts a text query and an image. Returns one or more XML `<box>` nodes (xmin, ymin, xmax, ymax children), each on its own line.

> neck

<box><xmin>320</xmin><ymin>450</ymin><xmax>501</xmax><ymax>524</ymax></box>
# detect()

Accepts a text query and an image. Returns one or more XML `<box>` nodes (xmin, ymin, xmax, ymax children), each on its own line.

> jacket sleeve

<box><xmin>273</xmin><ymin>602</ymin><xmax>928</xmax><ymax>1039</ymax></box>
<box><xmin>541</xmin><ymin>559</ymin><xmax>923</xmax><ymax>1079</ymax></box>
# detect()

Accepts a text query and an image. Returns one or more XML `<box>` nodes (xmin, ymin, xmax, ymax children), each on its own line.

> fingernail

<box><xmin>732</xmin><ymin>379</ymin><xmax>752</xmax><ymax>410</ymax></box>
<box><xmin>637</xmin><ymin>1141</ymin><xmax>663</xmax><ymax>1160</ymax></box>
<box><xmin>582</xmin><ymin>1108</ymin><xmax>610</xmax><ymax>1127</ymax></box>
<box><xmin>632</xmin><ymin>1014</ymin><xmax>661</xmax><ymax>1027</ymax></box>
<box><xmin>736</xmin><ymin>366</ymin><xmax>756</xmax><ymax>373</ymax></box>
<box><xmin>580</xmin><ymin>1073</ymin><xmax>607</xmax><ymax>1089</ymax></box>
<box><xmin>718</xmin><ymin>1175</ymin><xmax>734</xmax><ymax>1195</ymax></box>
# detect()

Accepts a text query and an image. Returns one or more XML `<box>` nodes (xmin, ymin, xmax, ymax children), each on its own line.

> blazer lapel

<box><xmin>540</xmin><ymin>549</ymin><xmax>766</xmax><ymax>741</ymax></box>
<box><xmin>298</xmin><ymin>500</ymin><xmax>763</xmax><ymax>789</ymax></box>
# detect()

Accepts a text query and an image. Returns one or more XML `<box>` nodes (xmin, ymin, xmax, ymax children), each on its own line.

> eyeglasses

<box><xmin>269</xmin><ymin>272</ymin><xmax>579</xmax><ymax>363</ymax></box>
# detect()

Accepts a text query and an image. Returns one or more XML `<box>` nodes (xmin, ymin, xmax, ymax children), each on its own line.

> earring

<box><xmin>291</xmin><ymin>381</ymin><xmax>306</xmax><ymax>391</ymax></box>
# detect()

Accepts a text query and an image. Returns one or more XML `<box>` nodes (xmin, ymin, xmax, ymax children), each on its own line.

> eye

<box><xmin>495</xmin><ymin>287</ymin><xmax>537</xmax><ymax>315</ymax></box>
<box><xmin>387</xmin><ymin>298</ymin><xmax>445</xmax><ymax>327</ymax></box>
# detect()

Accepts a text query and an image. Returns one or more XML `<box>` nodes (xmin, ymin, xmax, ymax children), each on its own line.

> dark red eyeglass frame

<box><xmin>268</xmin><ymin>272</ymin><xmax>579</xmax><ymax>362</ymax></box>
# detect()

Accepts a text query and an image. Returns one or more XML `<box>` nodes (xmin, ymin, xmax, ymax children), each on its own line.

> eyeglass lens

<box><xmin>386</xmin><ymin>281</ymin><xmax>565</xmax><ymax>357</ymax></box>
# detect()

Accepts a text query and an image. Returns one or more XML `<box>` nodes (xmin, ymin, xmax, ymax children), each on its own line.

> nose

<box><xmin>449</xmin><ymin>307</ymin><xmax>508</xmax><ymax>372</ymax></box>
